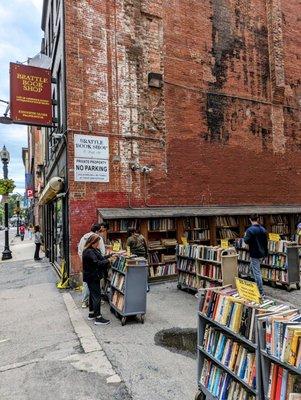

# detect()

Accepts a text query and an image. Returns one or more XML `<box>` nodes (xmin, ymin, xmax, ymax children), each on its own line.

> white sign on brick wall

<box><xmin>74</xmin><ymin>134</ymin><xmax>109</xmax><ymax>182</ymax></box>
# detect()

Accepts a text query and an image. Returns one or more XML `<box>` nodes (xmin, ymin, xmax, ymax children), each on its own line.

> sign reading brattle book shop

<box><xmin>74</xmin><ymin>134</ymin><xmax>109</xmax><ymax>182</ymax></box>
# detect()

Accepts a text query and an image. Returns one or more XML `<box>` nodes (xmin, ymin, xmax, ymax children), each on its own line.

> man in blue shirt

<box><xmin>244</xmin><ymin>214</ymin><xmax>268</xmax><ymax>298</ymax></box>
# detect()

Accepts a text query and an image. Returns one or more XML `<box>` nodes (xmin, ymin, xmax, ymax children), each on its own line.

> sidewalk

<box><xmin>0</xmin><ymin>239</ymin><xmax>131</xmax><ymax>400</ymax></box>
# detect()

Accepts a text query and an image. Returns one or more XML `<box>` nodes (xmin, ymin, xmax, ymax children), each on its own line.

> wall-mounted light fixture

<box><xmin>148</xmin><ymin>72</ymin><xmax>163</xmax><ymax>88</ymax></box>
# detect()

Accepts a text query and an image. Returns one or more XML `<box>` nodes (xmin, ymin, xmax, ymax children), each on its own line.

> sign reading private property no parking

<box><xmin>74</xmin><ymin>134</ymin><xmax>109</xmax><ymax>182</ymax></box>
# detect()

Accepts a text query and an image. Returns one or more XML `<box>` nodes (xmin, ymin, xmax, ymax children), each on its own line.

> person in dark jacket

<box><xmin>82</xmin><ymin>233</ymin><xmax>114</xmax><ymax>325</ymax></box>
<box><xmin>244</xmin><ymin>214</ymin><xmax>268</xmax><ymax>297</ymax></box>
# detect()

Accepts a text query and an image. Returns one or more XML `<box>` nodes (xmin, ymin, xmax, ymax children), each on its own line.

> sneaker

<box><xmin>88</xmin><ymin>313</ymin><xmax>96</xmax><ymax>320</ymax></box>
<box><xmin>94</xmin><ymin>316</ymin><xmax>110</xmax><ymax>325</ymax></box>
<box><xmin>81</xmin><ymin>301</ymin><xmax>89</xmax><ymax>308</ymax></box>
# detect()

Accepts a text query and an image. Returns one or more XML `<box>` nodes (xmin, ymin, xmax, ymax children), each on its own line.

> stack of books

<box><xmin>148</xmin><ymin>218</ymin><xmax>175</xmax><ymax>231</ymax></box>
<box><xmin>216</xmin><ymin>216</ymin><xmax>238</xmax><ymax>227</ymax></box>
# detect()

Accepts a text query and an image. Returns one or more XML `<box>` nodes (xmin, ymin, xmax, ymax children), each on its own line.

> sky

<box><xmin>0</xmin><ymin>0</ymin><xmax>43</xmax><ymax>194</ymax></box>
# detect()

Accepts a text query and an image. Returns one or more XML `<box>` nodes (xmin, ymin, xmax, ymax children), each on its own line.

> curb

<box><xmin>62</xmin><ymin>292</ymin><xmax>121</xmax><ymax>384</ymax></box>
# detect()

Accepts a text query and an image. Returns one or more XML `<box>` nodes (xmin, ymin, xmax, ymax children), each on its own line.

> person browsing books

<box><xmin>243</xmin><ymin>214</ymin><xmax>268</xmax><ymax>298</ymax></box>
<box><xmin>126</xmin><ymin>228</ymin><xmax>148</xmax><ymax>258</ymax></box>
<box><xmin>78</xmin><ymin>223</ymin><xmax>106</xmax><ymax>308</ymax></box>
<box><xmin>82</xmin><ymin>233</ymin><xmax>116</xmax><ymax>326</ymax></box>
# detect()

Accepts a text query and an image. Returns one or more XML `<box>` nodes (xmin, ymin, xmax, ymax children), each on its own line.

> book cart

<box><xmin>195</xmin><ymin>288</ymin><xmax>262</xmax><ymax>400</ymax></box>
<box><xmin>109</xmin><ymin>256</ymin><xmax>148</xmax><ymax>326</ymax></box>
<box><xmin>236</xmin><ymin>239</ymin><xmax>300</xmax><ymax>292</ymax></box>
<box><xmin>176</xmin><ymin>244</ymin><xmax>238</xmax><ymax>292</ymax></box>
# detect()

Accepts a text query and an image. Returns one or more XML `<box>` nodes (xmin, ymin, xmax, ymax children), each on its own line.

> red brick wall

<box><xmin>64</xmin><ymin>0</ymin><xmax>301</xmax><ymax>276</ymax></box>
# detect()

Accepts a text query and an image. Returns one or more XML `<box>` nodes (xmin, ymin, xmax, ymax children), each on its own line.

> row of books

<box><xmin>198</xmin><ymin>280</ymin><xmax>219</xmax><ymax>289</ymax></box>
<box><xmin>271</xmin><ymin>226</ymin><xmax>289</xmax><ymax>235</ymax></box>
<box><xmin>236</xmin><ymin>238</ymin><xmax>289</xmax><ymax>255</ymax></box>
<box><xmin>184</xmin><ymin>217</ymin><xmax>208</xmax><ymax>230</ymax></box>
<box><xmin>177</xmin><ymin>258</ymin><xmax>196</xmax><ymax>274</ymax></box>
<box><xmin>177</xmin><ymin>244</ymin><xmax>223</xmax><ymax>262</ymax></box>
<box><xmin>109</xmin><ymin>219</ymin><xmax>138</xmax><ymax>232</ymax></box>
<box><xmin>237</xmin><ymin>249</ymin><xmax>251</xmax><ymax>262</ymax></box>
<box><xmin>268</xmin><ymin>240</ymin><xmax>290</xmax><ymax>253</ymax></box>
<box><xmin>202</xmin><ymin>326</ymin><xmax>256</xmax><ymax>388</ymax></box>
<box><xmin>216</xmin><ymin>216</ymin><xmax>238</xmax><ymax>227</ymax></box>
<box><xmin>268</xmin><ymin>363</ymin><xmax>301</xmax><ymax>399</ymax></box>
<box><xmin>259</xmin><ymin>307</ymin><xmax>301</xmax><ymax>367</ymax></box>
<box><xmin>262</xmin><ymin>254</ymin><xmax>287</xmax><ymax>269</ymax></box>
<box><xmin>197</xmin><ymin>264</ymin><xmax>222</xmax><ymax>280</ymax></box>
<box><xmin>186</xmin><ymin>229</ymin><xmax>210</xmax><ymax>241</ymax></box>
<box><xmin>199</xmin><ymin>287</ymin><xmax>281</xmax><ymax>343</ymax></box>
<box><xmin>112</xmin><ymin>256</ymin><xmax>127</xmax><ymax>272</ymax></box>
<box><xmin>238</xmin><ymin>263</ymin><xmax>288</xmax><ymax>284</ymax></box>
<box><xmin>148</xmin><ymin>218</ymin><xmax>175</xmax><ymax>231</ymax></box>
<box><xmin>111</xmin><ymin>273</ymin><xmax>125</xmax><ymax>292</ymax></box>
<box><xmin>149</xmin><ymin>263</ymin><xmax>176</xmax><ymax>277</ymax></box>
<box><xmin>178</xmin><ymin>272</ymin><xmax>198</xmax><ymax>289</ymax></box>
<box><xmin>270</xmin><ymin>215</ymin><xmax>289</xmax><ymax>225</ymax></box>
<box><xmin>199</xmin><ymin>359</ymin><xmax>255</xmax><ymax>400</ymax></box>
<box><xmin>111</xmin><ymin>290</ymin><xmax>124</xmax><ymax>311</ymax></box>
<box><xmin>218</xmin><ymin>228</ymin><xmax>239</xmax><ymax>240</ymax></box>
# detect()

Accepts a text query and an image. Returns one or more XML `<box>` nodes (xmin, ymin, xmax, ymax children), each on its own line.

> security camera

<box><xmin>141</xmin><ymin>166</ymin><xmax>153</xmax><ymax>174</ymax></box>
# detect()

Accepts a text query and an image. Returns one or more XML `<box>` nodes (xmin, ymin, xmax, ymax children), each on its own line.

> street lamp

<box><xmin>1</xmin><ymin>146</ymin><xmax>12</xmax><ymax>260</ymax></box>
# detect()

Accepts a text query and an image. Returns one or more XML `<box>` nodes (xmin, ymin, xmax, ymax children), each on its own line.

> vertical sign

<box><xmin>74</xmin><ymin>134</ymin><xmax>109</xmax><ymax>182</ymax></box>
<box><xmin>10</xmin><ymin>63</ymin><xmax>52</xmax><ymax>126</ymax></box>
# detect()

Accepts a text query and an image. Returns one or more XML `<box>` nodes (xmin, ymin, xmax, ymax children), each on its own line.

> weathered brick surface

<box><xmin>63</xmin><ymin>0</ymin><xmax>301</xmax><ymax>276</ymax></box>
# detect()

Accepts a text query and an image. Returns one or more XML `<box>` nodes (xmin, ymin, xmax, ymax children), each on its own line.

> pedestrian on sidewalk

<box><xmin>244</xmin><ymin>214</ymin><xmax>268</xmax><ymax>298</ymax></box>
<box><xmin>20</xmin><ymin>224</ymin><xmax>25</xmax><ymax>241</ymax></box>
<box><xmin>28</xmin><ymin>223</ymin><xmax>34</xmax><ymax>240</ymax></box>
<box><xmin>34</xmin><ymin>225</ymin><xmax>43</xmax><ymax>261</ymax></box>
<box><xmin>78</xmin><ymin>223</ymin><xmax>105</xmax><ymax>308</ymax></box>
<box><xmin>82</xmin><ymin>233</ymin><xmax>114</xmax><ymax>325</ymax></box>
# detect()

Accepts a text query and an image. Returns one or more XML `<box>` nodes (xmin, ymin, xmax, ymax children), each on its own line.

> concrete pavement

<box><xmin>1</xmin><ymin>238</ymin><xmax>301</xmax><ymax>400</ymax></box>
<box><xmin>0</xmin><ymin>239</ymin><xmax>131</xmax><ymax>400</ymax></box>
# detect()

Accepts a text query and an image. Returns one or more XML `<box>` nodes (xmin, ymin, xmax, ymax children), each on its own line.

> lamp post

<box><xmin>1</xmin><ymin>146</ymin><xmax>12</xmax><ymax>260</ymax></box>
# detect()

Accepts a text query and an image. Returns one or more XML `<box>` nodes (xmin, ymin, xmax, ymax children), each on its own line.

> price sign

<box><xmin>112</xmin><ymin>242</ymin><xmax>121</xmax><ymax>252</ymax></box>
<box><xmin>221</xmin><ymin>239</ymin><xmax>229</xmax><ymax>249</ymax></box>
<box><xmin>269</xmin><ymin>233</ymin><xmax>281</xmax><ymax>242</ymax></box>
<box><xmin>235</xmin><ymin>278</ymin><xmax>261</xmax><ymax>304</ymax></box>
<box><xmin>181</xmin><ymin>237</ymin><xmax>188</xmax><ymax>245</ymax></box>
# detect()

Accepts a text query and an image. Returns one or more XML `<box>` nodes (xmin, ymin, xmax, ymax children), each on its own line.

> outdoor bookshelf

<box><xmin>257</xmin><ymin>309</ymin><xmax>301</xmax><ymax>399</ymax></box>
<box><xmin>176</xmin><ymin>244</ymin><xmax>238</xmax><ymax>292</ymax></box>
<box><xmin>110</xmin><ymin>256</ymin><xmax>148</xmax><ymax>326</ymax></box>
<box><xmin>196</xmin><ymin>288</ymin><xmax>262</xmax><ymax>400</ymax></box>
<box><xmin>236</xmin><ymin>239</ymin><xmax>300</xmax><ymax>291</ymax></box>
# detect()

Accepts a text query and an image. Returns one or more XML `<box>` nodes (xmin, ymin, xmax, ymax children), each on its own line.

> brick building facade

<box><xmin>40</xmin><ymin>0</ymin><xmax>301</xmax><ymax>280</ymax></box>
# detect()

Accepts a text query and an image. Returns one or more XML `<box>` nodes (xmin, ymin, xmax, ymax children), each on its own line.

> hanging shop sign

<box><xmin>10</xmin><ymin>63</ymin><xmax>52</xmax><ymax>126</ymax></box>
<box><xmin>74</xmin><ymin>134</ymin><xmax>109</xmax><ymax>182</ymax></box>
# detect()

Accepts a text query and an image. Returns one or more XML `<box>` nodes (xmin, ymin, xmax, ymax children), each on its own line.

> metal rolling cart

<box><xmin>110</xmin><ymin>256</ymin><xmax>148</xmax><ymax>326</ymax></box>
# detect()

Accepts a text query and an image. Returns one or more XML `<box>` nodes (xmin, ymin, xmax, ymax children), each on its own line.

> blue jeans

<box><xmin>250</xmin><ymin>258</ymin><xmax>264</xmax><ymax>296</ymax></box>
<box><xmin>82</xmin><ymin>281</ymin><xmax>90</xmax><ymax>303</ymax></box>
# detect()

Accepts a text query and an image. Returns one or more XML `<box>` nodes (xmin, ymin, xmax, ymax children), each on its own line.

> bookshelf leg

<box><xmin>296</xmin><ymin>282</ymin><xmax>300</xmax><ymax>290</ymax></box>
<box><xmin>121</xmin><ymin>317</ymin><xmax>127</xmax><ymax>326</ymax></box>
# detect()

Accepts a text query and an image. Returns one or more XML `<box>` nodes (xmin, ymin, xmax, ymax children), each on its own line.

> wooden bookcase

<box><xmin>103</xmin><ymin>214</ymin><xmax>300</xmax><ymax>284</ymax></box>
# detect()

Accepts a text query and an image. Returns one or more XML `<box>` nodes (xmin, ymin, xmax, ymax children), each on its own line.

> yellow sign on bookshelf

<box><xmin>181</xmin><ymin>237</ymin><xmax>188</xmax><ymax>246</ymax></box>
<box><xmin>235</xmin><ymin>278</ymin><xmax>261</xmax><ymax>304</ymax></box>
<box><xmin>221</xmin><ymin>239</ymin><xmax>229</xmax><ymax>249</ymax></box>
<box><xmin>126</xmin><ymin>246</ymin><xmax>131</xmax><ymax>256</ymax></box>
<box><xmin>269</xmin><ymin>233</ymin><xmax>281</xmax><ymax>242</ymax></box>
<box><xmin>112</xmin><ymin>241</ymin><xmax>121</xmax><ymax>252</ymax></box>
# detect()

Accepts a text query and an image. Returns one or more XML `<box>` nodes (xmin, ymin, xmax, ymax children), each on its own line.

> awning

<box><xmin>98</xmin><ymin>205</ymin><xmax>301</xmax><ymax>219</ymax></box>
<box><xmin>39</xmin><ymin>177</ymin><xmax>64</xmax><ymax>205</ymax></box>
